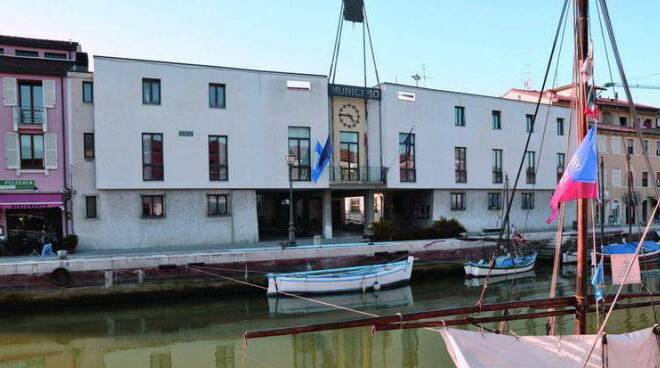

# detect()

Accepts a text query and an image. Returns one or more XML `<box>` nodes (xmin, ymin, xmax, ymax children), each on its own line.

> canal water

<box><xmin>0</xmin><ymin>264</ymin><xmax>658</xmax><ymax>368</ymax></box>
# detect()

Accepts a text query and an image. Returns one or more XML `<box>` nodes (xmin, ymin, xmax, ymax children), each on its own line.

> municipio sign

<box><xmin>329</xmin><ymin>84</ymin><xmax>381</xmax><ymax>100</ymax></box>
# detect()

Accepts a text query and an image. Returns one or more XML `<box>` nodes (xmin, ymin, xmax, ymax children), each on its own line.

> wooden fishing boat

<box><xmin>464</xmin><ymin>252</ymin><xmax>537</xmax><ymax>278</ymax></box>
<box><xmin>601</xmin><ymin>241</ymin><xmax>660</xmax><ymax>265</ymax></box>
<box><xmin>464</xmin><ymin>270</ymin><xmax>535</xmax><ymax>287</ymax></box>
<box><xmin>266</xmin><ymin>256</ymin><xmax>414</xmax><ymax>296</ymax></box>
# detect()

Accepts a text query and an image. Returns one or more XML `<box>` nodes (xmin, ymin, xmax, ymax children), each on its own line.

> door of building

<box><xmin>6</xmin><ymin>208</ymin><xmax>62</xmax><ymax>254</ymax></box>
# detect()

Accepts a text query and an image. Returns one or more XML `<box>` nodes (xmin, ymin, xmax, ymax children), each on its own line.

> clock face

<box><xmin>338</xmin><ymin>104</ymin><xmax>361</xmax><ymax>128</ymax></box>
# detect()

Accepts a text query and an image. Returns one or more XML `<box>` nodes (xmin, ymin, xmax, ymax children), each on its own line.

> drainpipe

<box><xmin>60</xmin><ymin>76</ymin><xmax>70</xmax><ymax>236</ymax></box>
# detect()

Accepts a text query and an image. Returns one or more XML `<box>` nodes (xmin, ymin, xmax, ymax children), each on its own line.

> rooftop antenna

<box><xmin>411</xmin><ymin>73</ymin><xmax>421</xmax><ymax>87</ymax></box>
<box><xmin>522</xmin><ymin>63</ymin><xmax>533</xmax><ymax>90</ymax></box>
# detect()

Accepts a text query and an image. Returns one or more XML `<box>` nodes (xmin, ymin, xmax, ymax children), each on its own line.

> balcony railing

<box><xmin>455</xmin><ymin>170</ymin><xmax>467</xmax><ymax>183</ymax></box>
<box><xmin>492</xmin><ymin>170</ymin><xmax>503</xmax><ymax>184</ymax></box>
<box><xmin>13</xmin><ymin>106</ymin><xmax>46</xmax><ymax>126</ymax></box>
<box><xmin>526</xmin><ymin>168</ymin><xmax>536</xmax><ymax>184</ymax></box>
<box><xmin>331</xmin><ymin>165</ymin><xmax>387</xmax><ymax>184</ymax></box>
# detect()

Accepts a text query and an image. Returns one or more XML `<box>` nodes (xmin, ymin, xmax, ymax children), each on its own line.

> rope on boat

<box><xmin>187</xmin><ymin>262</ymin><xmax>446</xmax><ymax>340</ymax></box>
<box><xmin>187</xmin><ymin>266</ymin><xmax>379</xmax><ymax>319</ymax></box>
<box><xmin>476</xmin><ymin>0</ymin><xmax>570</xmax><ymax>308</ymax></box>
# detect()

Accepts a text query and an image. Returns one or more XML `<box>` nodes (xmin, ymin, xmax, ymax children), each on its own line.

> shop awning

<box><xmin>0</xmin><ymin>194</ymin><xmax>63</xmax><ymax>209</ymax></box>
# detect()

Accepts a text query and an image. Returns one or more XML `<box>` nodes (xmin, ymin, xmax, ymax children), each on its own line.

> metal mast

<box><xmin>574</xmin><ymin>0</ymin><xmax>590</xmax><ymax>335</ymax></box>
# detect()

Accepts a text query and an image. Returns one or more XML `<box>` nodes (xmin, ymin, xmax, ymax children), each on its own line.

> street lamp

<box><xmin>286</xmin><ymin>153</ymin><xmax>297</xmax><ymax>247</ymax></box>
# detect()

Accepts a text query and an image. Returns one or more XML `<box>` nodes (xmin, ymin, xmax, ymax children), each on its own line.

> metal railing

<box><xmin>526</xmin><ymin>168</ymin><xmax>536</xmax><ymax>184</ymax></box>
<box><xmin>331</xmin><ymin>165</ymin><xmax>387</xmax><ymax>184</ymax></box>
<box><xmin>13</xmin><ymin>106</ymin><xmax>45</xmax><ymax>125</ymax></box>
<box><xmin>492</xmin><ymin>170</ymin><xmax>503</xmax><ymax>184</ymax></box>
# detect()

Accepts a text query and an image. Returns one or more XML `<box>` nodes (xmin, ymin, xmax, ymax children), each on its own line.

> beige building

<box><xmin>504</xmin><ymin>84</ymin><xmax>660</xmax><ymax>226</ymax></box>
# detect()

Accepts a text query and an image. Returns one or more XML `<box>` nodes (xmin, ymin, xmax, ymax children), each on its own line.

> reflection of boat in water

<box><xmin>268</xmin><ymin>285</ymin><xmax>414</xmax><ymax>315</ymax></box>
<box><xmin>464</xmin><ymin>252</ymin><xmax>537</xmax><ymax>277</ymax></box>
<box><xmin>266</xmin><ymin>256</ymin><xmax>414</xmax><ymax>295</ymax></box>
<box><xmin>464</xmin><ymin>270</ymin><xmax>536</xmax><ymax>287</ymax></box>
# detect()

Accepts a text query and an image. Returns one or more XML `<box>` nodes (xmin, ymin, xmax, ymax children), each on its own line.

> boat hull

<box><xmin>266</xmin><ymin>256</ymin><xmax>414</xmax><ymax>296</ymax></box>
<box><xmin>464</xmin><ymin>252</ymin><xmax>537</xmax><ymax>278</ymax></box>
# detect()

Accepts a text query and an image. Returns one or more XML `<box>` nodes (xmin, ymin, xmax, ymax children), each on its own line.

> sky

<box><xmin>3</xmin><ymin>0</ymin><xmax>660</xmax><ymax>105</ymax></box>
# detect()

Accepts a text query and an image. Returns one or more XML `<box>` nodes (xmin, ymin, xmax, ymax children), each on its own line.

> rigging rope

<box><xmin>475</xmin><ymin>0</ymin><xmax>570</xmax><ymax>307</ymax></box>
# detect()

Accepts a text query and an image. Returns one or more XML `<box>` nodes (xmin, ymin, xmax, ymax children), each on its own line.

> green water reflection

<box><xmin>0</xmin><ymin>265</ymin><xmax>657</xmax><ymax>368</ymax></box>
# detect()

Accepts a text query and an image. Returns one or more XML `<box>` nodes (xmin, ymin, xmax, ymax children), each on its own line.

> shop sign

<box><xmin>0</xmin><ymin>180</ymin><xmax>36</xmax><ymax>190</ymax></box>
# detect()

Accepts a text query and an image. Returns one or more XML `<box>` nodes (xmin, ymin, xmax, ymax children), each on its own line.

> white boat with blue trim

<box><xmin>266</xmin><ymin>256</ymin><xmax>414</xmax><ymax>296</ymax></box>
<box><xmin>464</xmin><ymin>252</ymin><xmax>537</xmax><ymax>278</ymax></box>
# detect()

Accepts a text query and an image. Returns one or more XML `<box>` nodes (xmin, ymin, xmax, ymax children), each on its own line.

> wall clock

<box><xmin>338</xmin><ymin>103</ymin><xmax>361</xmax><ymax>128</ymax></box>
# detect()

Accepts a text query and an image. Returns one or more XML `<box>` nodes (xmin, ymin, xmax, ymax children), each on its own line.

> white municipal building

<box><xmin>68</xmin><ymin>55</ymin><xmax>577</xmax><ymax>250</ymax></box>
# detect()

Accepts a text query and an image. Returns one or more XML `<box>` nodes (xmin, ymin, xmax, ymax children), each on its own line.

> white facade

<box><xmin>68</xmin><ymin>58</ymin><xmax>582</xmax><ymax>250</ymax></box>
<box><xmin>72</xmin><ymin>57</ymin><xmax>330</xmax><ymax>250</ymax></box>
<box><xmin>93</xmin><ymin>57</ymin><xmax>330</xmax><ymax>190</ymax></box>
<box><xmin>372</xmin><ymin>83</ymin><xmax>577</xmax><ymax>231</ymax></box>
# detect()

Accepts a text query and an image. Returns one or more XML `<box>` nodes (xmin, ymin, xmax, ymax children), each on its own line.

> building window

<box><xmin>626</xmin><ymin>139</ymin><xmax>634</xmax><ymax>155</ymax></box>
<box><xmin>619</xmin><ymin>116</ymin><xmax>628</xmax><ymax>127</ymax></box>
<box><xmin>207</xmin><ymin>194</ymin><xmax>229</xmax><ymax>216</ymax></box>
<box><xmin>85</xmin><ymin>196</ymin><xmax>97</xmax><ymax>219</ymax></box>
<box><xmin>399</xmin><ymin>132</ymin><xmax>416</xmax><ymax>182</ymax></box>
<box><xmin>526</xmin><ymin>151</ymin><xmax>536</xmax><ymax>184</ymax></box>
<box><xmin>526</xmin><ymin>114</ymin><xmax>535</xmax><ymax>133</ymax></box>
<box><xmin>492</xmin><ymin>149</ymin><xmax>503</xmax><ymax>184</ymax></box>
<box><xmin>656</xmin><ymin>141</ymin><xmax>660</xmax><ymax>156</ymax></box>
<box><xmin>142</xmin><ymin>133</ymin><xmax>164</xmax><ymax>181</ymax></box>
<box><xmin>522</xmin><ymin>192</ymin><xmax>535</xmax><ymax>209</ymax></box>
<box><xmin>82</xmin><ymin>81</ymin><xmax>93</xmax><ymax>103</ymax></box>
<box><xmin>454</xmin><ymin>106</ymin><xmax>465</xmax><ymax>126</ymax></box>
<box><xmin>492</xmin><ymin>110</ymin><xmax>501</xmax><ymax>130</ymax></box>
<box><xmin>643</xmin><ymin>140</ymin><xmax>649</xmax><ymax>154</ymax></box>
<box><xmin>15</xmin><ymin>50</ymin><xmax>39</xmax><ymax>57</ymax></box>
<box><xmin>44</xmin><ymin>52</ymin><xmax>67</xmax><ymax>60</ymax></box>
<box><xmin>455</xmin><ymin>147</ymin><xmax>467</xmax><ymax>183</ymax></box>
<box><xmin>141</xmin><ymin>195</ymin><xmax>165</xmax><ymax>218</ymax></box>
<box><xmin>209</xmin><ymin>135</ymin><xmax>228</xmax><ymax>181</ymax></box>
<box><xmin>642</xmin><ymin>172</ymin><xmax>649</xmax><ymax>187</ymax></box>
<box><xmin>209</xmin><ymin>83</ymin><xmax>226</xmax><ymax>108</ymax></box>
<box><xmin>289</xmin><ymin>127</ymin><xmax>312</xmax><ymax>181</ymax></box>
<box><xmin>488</xmin><ymin>192</ymin><xmax>502</xmax><ymax>210</ymax></box>
<box><xmin>18</xmin><ymin>81</ymin><xmax>44</xmax><ymax>124</ymax></box>
<box><xmin>557</xmin><ymin>118</ymin><xmax>564</xmax><ymax>136</ymax></box>
<box><xmin>451</xmin><ymin>192</ymin><xmax>466</xmax><ymax>211</ymax></box>
<box><xmin>142</xmin><ymin>78</ymin><xmax>161</xmax><ymax>105</ymax></box>
<box><xmin>83</xmin><ymin>133</ymin><xmax>94</xmax><ymax>159</ymax></box>
<box><xmin>414</xmin><ymin>203</ymin><xmax>431</xmax><ymax>219</ymax></box>
<box><xmin>656</xmin><ymin>172</ymin><xmax>660</xmax><ymax>187</ymax></box>
<box><xmin>0</xmin><ymin>48</ymin><xmax>4</xmax><ymax>54</ymax></box>
<box><xmin>19</xmin><ymin>134</ymin><xmax>44</xmax><ymax>169</ymax></box>
<box><xmin>556</xmin><ymin>152</ymin><xmax>565</xmax><ymax>183</ymax></box>
<box><xmin>337</xmin><ymin>131</ymin><xmax>358</xmax><ymax>181</ymax></box>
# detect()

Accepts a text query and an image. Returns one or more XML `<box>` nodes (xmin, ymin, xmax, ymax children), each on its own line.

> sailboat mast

<box><xmin>574</xmin><ymin>0</ymin><xmax>590</xmax><ymax>335</ymax></box>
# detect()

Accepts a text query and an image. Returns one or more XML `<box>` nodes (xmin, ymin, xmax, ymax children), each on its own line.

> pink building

<box><xmin>0</xmin><ymin>35</ymin><xmax>87</xmax><ymax>252</ymax></box>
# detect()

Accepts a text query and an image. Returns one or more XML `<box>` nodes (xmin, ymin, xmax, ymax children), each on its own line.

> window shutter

<box><xmin>2</xmin><ymin>78</ymin><xmax>17</xmax><ymax>106</ymax></box>
<box><xmin>5</xmin><ymin>132</ymin><xmax>18</xmax><ymax>169</ymax></box>
<box><xmin>42</xmin><ymin>106</ymin><xmax>48</xmax><ymax>132</ymax></box>
<box><xmin>43</xmin><ymin>80</ymin><xmax>56</xmax><ymax>108</ymax></box>
<box><xmin>11</xmin><ymin>106</ymin><xmax>18</xmax><ymax>131</ymax></box>
<box><xmin>44</xmin><ymin>133</ymin><xmax>58</xmax><ymax>169</ymax></box>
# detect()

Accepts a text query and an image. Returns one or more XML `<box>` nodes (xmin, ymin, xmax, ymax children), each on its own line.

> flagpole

<box><xmin>574</xmin><ymin>0</ymin><xmax>590</xmax><ymax>335</ymax></box>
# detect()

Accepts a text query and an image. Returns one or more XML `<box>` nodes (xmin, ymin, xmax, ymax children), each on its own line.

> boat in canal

<box><xmin>266</xmin><ymin>256</ymin><xmax>414</xmax><ymax>295</ymax></box>
<box><xmin>464</xmin><ymin>270</ymin><xmax>536</xmax><ymax>287</ymax></box>
<box><xmin>463</xmin><ymin>251</ymin><xmax>537</xmax><ymax>278</ymax></box>
<box><xmin>601</xmin><ymin>241</ymin><xmax>660</xmax><ymax>264</ymax></box>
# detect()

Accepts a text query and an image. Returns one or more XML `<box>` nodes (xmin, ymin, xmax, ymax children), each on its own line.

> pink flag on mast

<box><xmin>547</xmin><ymin>126</ymin><xmax>599</xmax><ymax>223</ymax></box>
